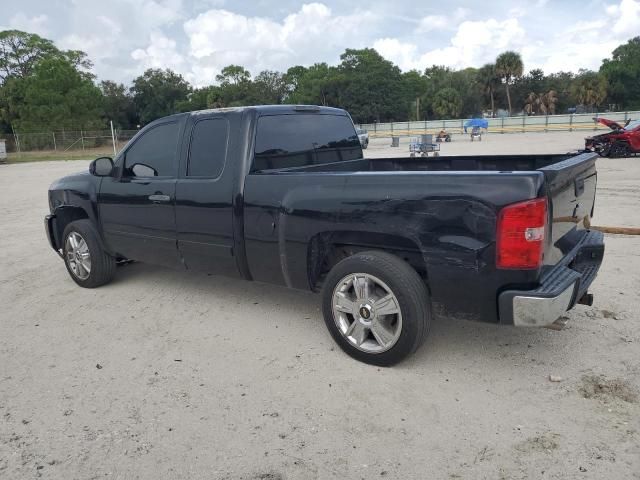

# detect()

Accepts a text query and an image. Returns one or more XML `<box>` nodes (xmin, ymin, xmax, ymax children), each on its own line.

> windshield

<box><xmin>625</xmin><ymin>119</ymin><xmax>640</xmax><ymax>130</ymax></box>
<box><xmin>356</xmin><ymin>128</ymin><xmax>364</xmax><ymax>134</ymax></box>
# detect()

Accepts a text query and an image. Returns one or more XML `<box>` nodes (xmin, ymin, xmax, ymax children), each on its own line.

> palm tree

<box><xmin>495</xmin><ymin>51</ymin><xmax>524</xmax><ymax>115</ymax></box>
<box><xmin>571</xmin><ymin>72</ymin><xmax>607</xmax><ymax>110</ymax></box>
<box><xmin>523</xmin><ymin>90</ymin><xmax>558</xmax><ymax>116</ymax></box>
<box><xmin>524</xmin><ymin>92</ymin><xmax>540</xmax><ymax>115</ymax></box>
<box><xmin>540</xmin><ymin>90</ymin><xmax>558</xmax><ymax>115</ymax></box>
<box><xmin>478</xmin><ymin>63</ymin><xmax>499</xmax><ymax>116</ymax></box>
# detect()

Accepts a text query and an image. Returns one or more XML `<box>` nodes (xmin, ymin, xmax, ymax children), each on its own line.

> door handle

<box><xmin>148</xmin><ymin>194</ymin><xmax>171</xmax><ymax>202</ymax></box>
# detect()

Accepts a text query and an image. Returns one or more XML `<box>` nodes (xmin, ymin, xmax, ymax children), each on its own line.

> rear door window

<box><xmin>253</xmin><ymin>114</ymin><xmax>362</xmax><ymax>171</ymax></box>
<box><xmin>188</xmin><ymin>118</ymin><xmax>229</xmax><ymax>177</ymax></box>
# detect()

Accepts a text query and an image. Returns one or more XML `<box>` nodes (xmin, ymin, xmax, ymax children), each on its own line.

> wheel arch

<box><xmin>52</xmin><ymin>206</ymin><xmax>91</xmax><ymax>250</ymax></box>
<box><xmin>307</xmin><ymin>230</ymin><xmax>429</xmax><ymax>292</ymax></box>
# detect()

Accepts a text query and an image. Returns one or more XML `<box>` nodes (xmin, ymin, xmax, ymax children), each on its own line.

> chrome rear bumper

<box><xmin>498</xmin><ymin>230</ymin><xmax>604</xmax><ymax>326</ymax></box>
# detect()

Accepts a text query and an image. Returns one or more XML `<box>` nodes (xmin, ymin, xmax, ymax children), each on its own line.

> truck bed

<box><xmin>259</xmin><ymin>154</ymin><xmax>574</xmax><ymax>173</ymax></box>
<box><xmin>245</xmin><ymin>151</ymin><xmax>599</xmax><ymax>324</ymax></box>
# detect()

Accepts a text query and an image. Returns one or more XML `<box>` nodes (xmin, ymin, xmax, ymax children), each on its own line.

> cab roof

<box><xmin>189</xmin><ymin>105</ymin><xmax>348</xmax><ymax>116</ymax></box>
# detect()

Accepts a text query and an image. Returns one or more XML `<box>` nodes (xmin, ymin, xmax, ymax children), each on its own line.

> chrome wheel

<box><xmin>332</xmin><ymin>273</ymin><xmax>402</xmax><ymax>353</ymax></box>
<box><xmin>65</xmin><ymin>231</ymin><xmax>91</xmax><ymax>280</ymax></box>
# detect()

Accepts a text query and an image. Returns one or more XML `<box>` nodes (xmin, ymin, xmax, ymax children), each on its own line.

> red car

<box><xmin>585</xmin><ymin>118</ymin><xmax>640</xmax><ymax>157</ymax></box>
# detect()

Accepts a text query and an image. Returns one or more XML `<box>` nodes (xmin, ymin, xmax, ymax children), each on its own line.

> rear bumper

<box><xmin>498</xmin><ymin>230</ymin><xmax>604</xmax><ymax>326</ymax></box>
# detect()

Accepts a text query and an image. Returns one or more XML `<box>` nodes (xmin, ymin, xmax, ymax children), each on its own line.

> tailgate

<box><xmin>539</xmin><ymin>152</ymin><xmax>598</xmax><ymax>266</ymax></box>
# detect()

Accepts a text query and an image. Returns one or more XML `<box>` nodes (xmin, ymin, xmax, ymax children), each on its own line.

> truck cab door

<box><xmin>175</xmin><ymin>115</ymin><xmax>240</xmax><ymax>277</ymax></box>
<box><xmin>98</xmin><ymin>119</ymin><xmax>183</xmax><ymax>269</ymax></box>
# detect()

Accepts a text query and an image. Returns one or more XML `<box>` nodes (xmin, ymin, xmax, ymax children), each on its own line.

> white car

<box><xmin>356</xmin><ymin>128</ymin><xmax>369</xmax><ymax>149</ymax></box>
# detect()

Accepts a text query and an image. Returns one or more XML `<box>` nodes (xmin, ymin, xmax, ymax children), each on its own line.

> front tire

<box><xmin>322</xmin><ymin>251</ymin><xmax>430</xmax><ymax>366</ymax></box>
<box><xmin>62</xmin><ymin>219</ymin><xmax>116</xmax><ymax>288</ymax></box>
<box><xmin>610</xmin><ymin>142</ymin><xmax>629</xmax><ymax>158</ymax></box>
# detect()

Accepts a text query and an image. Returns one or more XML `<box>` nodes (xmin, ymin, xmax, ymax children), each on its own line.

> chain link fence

<box><xmin>2</xmin><ymin>110</ymin><xmax>639</xmax><ymax>160</ymax></box>
<box><xmin>356</xmin><ymin>111</ymin><xmax>640</xmax><ymax>138</ymax></box>
<box><xmin>0</xmin><ymin>129</ymin><xmax>139</xmax><ymax>159</ymax></box>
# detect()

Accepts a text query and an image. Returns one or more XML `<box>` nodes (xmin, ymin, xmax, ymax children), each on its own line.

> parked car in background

<box><xmin>356</xmin><ymin>128</ymin><xmax>369</xmax><ymax>149</ymax></box>
<box><xmin>585</xmin><ymin>118</ymin><xmax>640</xmax><ymax>157</ymax></box>
<box><xmin>45</xmin><ymin>105</ymin><xmax>604</xmax><ymax>366</ymax></box>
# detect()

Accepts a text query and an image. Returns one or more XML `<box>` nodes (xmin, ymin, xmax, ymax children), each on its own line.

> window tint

<box><xmin>188</xmin><ymin>118</ymin><xmax>229</xmax><ymax>177</ymax></box>
<box><xmin>254</xmin><ymin>114</ymin><xmax>362</xmax><ymax>171</ymax></box>
<box><xmin>124</xmin><ymin>122</ymin><xmax>180</xmax><ymax>177</ymax></box>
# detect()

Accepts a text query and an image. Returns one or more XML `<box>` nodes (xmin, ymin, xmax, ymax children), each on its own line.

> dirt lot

<box><xmin>1</xmin><ymin>132</ymin><xmax>639</xmax><ymax>479</ymax></box>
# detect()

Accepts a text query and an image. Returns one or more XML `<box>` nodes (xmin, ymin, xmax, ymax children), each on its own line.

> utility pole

<box><xmin>11</xmin><ymin>124</ymin><xmax>21</xmax><ymax>154</ymax></box>
<box><xmin>416</xmin><ymin>97</ymin><xmax>420</xmax><ymax>121</ymax></box>
<box><xmin>110</xmin><ymin>121</ymin><xmax>117</xmax><ymax>156</ymax></box>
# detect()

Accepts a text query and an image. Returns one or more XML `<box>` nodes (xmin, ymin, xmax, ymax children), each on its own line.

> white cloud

<box><xmin>416</xmin><ymin>15</ymin><xmax>449</xmax><ymax>33</ymax></box>
<box><xmin>373</xmin><ymin>38</ymin><xmax>419</xmax><ymax>70</ymax></box>
<box><xmin>376</xmin><ymin>18</ymin><xmax>526</xmax><ymax>71</ymax></box>
<box><xmin>57</xmin><ymin>0</ymin><xmax>184</xmax><ymax>80</ymax></box>
<box><xmin>525</xmin><ymin>0</ymin><xmax>640</xmax><ymax>72</ymax></box>
<box><xmin>6</xmin><ymin>13</ymin><xmax>49</xmax><ymax>36</ymax></box>
<box><xmin>131</xmin><ymin>32</ymin><xmax>185</xmax><ymax>72</ymax></box>
<box><xmin>376</xmin><ymin>0</ymin><xmax>639</xmax><ymax>75</ymax></box>
<box><xmin>607</xmin><ymin>0</ymin><xmax>640</xmax><ymax>36</ymax></box>
<box><xmin>415</xmin><ymin>7</ymin><xmax>469</xmax><ymax>33</ymax></box>
<box><xmin>178</xmin><ymin>2</ymin><xmax>378</xmax><ymax>85</ymax></box>
<box><xmin>3</xmin><ymin>0</ymin><xmax>638</xmax><ymax>85</ymax></box>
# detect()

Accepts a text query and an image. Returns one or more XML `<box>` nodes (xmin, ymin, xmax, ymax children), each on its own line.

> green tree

<box><xmin>0</xmin><ymin>30</ymin><xmax>58</xmax><ymax>81</ymax></box>
<box><xmin>421</xmin><ymin>65</ymin><xmax>452</xmax><ymax>118</ymax></box>
<box><xmin>453</xmin><ymin>67</ymin><xmax>481</xmax><ymax>117</ymax></box>
<box><xmin>283</xmin><ymin>65</ymin><xmax>308</xmax><ymax>98</ymax></box>
<box><xmin>495</xmin><ymin>51</ymin><xmax>524</xmax><ymax>115</ymax></box>
<box><xmin>12</xmin><ymin>56</ymin><xmax>103</xmax><ymax>132</ymax></box>
<box><xmin>100</xmin><ymin>80</ymin><xmax>135</xmax><ymax>128</ymax></box>
<box><xmin>513</xmin><ymin>68</ymin><xmax>546</xmax><ymax>113</ymax></box>
<box><xmin>401</xmin><ymin>70</ymin><xmax>428</xmax><ymax>120</ymax></box>
<box><xmin>478</xmin><ymin>63</ymin><xmax>499</xmax><ymax>116</ymax></box>
<box><xmin>570</xmin><ymin>71</ymin><xmax>608</xmax><ymax>110</ymax></box>
<box><xmin>215</xmin><ymin>65</ymin><xmax>251</xmax><ymax>86</ymax></box>
<box><xmin>336</xmin><ymin>48</ymin><xmax>405</xmax><ymax>123</ymax></box>
<box><xmin>523</xmin><ymin>90</ymin><xmax>558</xmax><ymax>115</ymax></box>
<box><xmin>288</xmin><ymin>63</ymin><xmax>341</xmax><ymax>106</ymax></box>
<box><xmin>0</xmin><ymin>77</ymin><xmax>24</xmax><ymax>127</ymax></box>
<box><xmin>214</xmin><ymin>65</ymin><xmax>257</xmax><ymax>107</ymax></box>
<box><xmin>600</xmin><ymin>36</ymin><xmax>640</xmax><ymax>110</ymax></box>
<box><xmin>432</xmin><ymin>88</ymin><xmax>463</xmax><ymax>118</ymax></box>
<box><xmin>130</xmin><ymin>68</ymin><xmax>191</xmax><ymax>124</ymax></box>
<box><xmin>175</xmin><ymin>86</ymin><xmax>218</xmax><ymax>112</ymax></box>
<box><xmin>253</xmin><ymin>70</ymin><xmax>287</xmax><ymax>104</ymax></box>
<box><xmin>545</xmin><ymin>71</ymin><xmax>575</xmax><ymax>113</ymax></box>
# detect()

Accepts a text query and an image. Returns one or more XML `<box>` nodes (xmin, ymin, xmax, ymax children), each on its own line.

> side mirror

<box><xmin>90</xmin><ymin>157</ymin><xmax>114</xmax><ymax>176</ymax></box>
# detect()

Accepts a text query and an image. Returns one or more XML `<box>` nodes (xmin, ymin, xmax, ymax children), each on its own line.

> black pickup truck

<box><xmin>45</xmin><ymin>105</ymin><xmax>604</xmax><ymax>365</ymax></box>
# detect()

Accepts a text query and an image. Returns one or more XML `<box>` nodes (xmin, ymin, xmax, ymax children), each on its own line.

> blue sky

<box><xmin>2</xmin><ymin>0</ymin><xmax>639</xmax><ymax>85</ymax></box>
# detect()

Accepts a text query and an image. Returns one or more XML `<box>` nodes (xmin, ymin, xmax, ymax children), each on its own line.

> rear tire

<box><xmin>322</xmin><ymin>251</ymin><xmax>430</xmax><ymax>366</ymax></box>
<box><xmin>62</xmin><ymin>219</ymin><xmax>116</xmax><ymax>288</ymax></box>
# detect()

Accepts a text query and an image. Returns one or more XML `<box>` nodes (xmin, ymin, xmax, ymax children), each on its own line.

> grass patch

<box><xmin>5</xmin><ymin>149</ymin><xmax>114</xmax><ymax>164</ymax></box>
<box><xmin>579</xmin><ymin>375</ymin><xmax>638</xmax><ymax>403</ymax></box>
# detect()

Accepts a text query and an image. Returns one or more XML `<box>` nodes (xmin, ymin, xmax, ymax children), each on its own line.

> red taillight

<box><xmin>496</xmin><ymin>198</ymin><xmax>547</xmax><ymax>269</ymax></box>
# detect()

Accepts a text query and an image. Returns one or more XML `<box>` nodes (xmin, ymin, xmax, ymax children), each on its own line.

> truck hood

<box><xmin>49</xmin><ymin>170</ymin><xmax>91</xmax><ymax>191</ymax></box>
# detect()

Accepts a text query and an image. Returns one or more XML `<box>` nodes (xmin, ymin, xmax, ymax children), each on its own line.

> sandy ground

<box><xmin>1</xmin><ymin>132</ymin><xmax>639</xmax><ymax>479</ymax></box>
